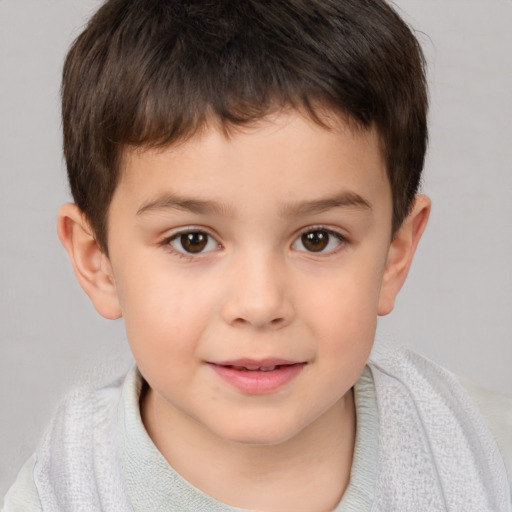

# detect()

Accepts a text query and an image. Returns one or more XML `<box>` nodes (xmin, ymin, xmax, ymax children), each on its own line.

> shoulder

<box><xmin>40</xmin><ymin>365</ymin><xmax>135</xmax><ymax>450</ymax></box>
<box><xmin>456</xmin><ymin>375</ymin><xmax>512</xmax><ymax>486</ymax></box>
<box><xmin>367</xmin><ymin>346</ymin><xmax>512</xmax><ymax>507</ymax></box>
<box><xmin>3</xmin><ymin>370</ymin><xmax>133</xmax><ymax>512</ymax></box>
<box><xmin>369</xmin><ymin>345</ymin><xmax>512</xmax><ymax>495</ymax></box>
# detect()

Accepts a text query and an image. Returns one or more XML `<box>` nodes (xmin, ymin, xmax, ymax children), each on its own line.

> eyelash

<box><xmin>293</xmin><ymin>226</ymin><xmax>348</xmax><ymax>255</ymax></box>
<box><xmin>160</xmin><ymin>228</ymin><xmax>221</xmax><ymax>261</ymax></box>
<box><xmin>159</xmin><ymin>226</ymin><xmax>348</xmax><ymax>260</ymax></box>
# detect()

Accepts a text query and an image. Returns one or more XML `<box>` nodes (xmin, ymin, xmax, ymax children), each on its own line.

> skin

<box><xmin>58</xmin><ymin>110</ymin><xmax>430</xmax><ymax>511</ymax></box>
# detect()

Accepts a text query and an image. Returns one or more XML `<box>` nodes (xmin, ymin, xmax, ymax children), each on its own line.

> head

<box><xmin>58</xmin><ymin>0</ymin><xmax>430</xmax><ymax>449</ymax></box>
<box><xmin>61</xmin><ymin>0</ymin><xmax>428</xmax><ymax>254</ymax></box>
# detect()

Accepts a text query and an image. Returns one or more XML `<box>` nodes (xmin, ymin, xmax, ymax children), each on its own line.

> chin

<box><xmin>213</xmin><ymin>417</ymin><xmax>305</xmax><ymax>447</ymax></box>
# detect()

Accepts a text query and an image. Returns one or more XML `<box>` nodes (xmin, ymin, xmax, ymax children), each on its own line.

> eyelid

<box><xmin>292</xmin><ymin>225</ymin><xmax>348</xmax><ymax>254</ymax></box>
<box><xmin>160</xmin><ymin>226</ymin><xmax>222</xmax><ymax>258</ymax></box>
<box><xmin>295</xmin><ymin>225</ymin><xmax>347</xmax><ymax>240</ymax></box>
<box><xmin>165</xmin><ymin>225</ymin><xmax>218</xmax><ymax>238</ymax></box>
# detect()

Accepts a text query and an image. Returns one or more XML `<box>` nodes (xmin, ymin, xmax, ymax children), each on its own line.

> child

<box><xmin>3</xmin><ymin>0</ymin><xmax>511</xmax><ymax>510</ymax></box>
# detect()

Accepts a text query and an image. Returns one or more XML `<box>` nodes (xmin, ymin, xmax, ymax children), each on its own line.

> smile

<box><xmin>207</xmin><ymin>359</ymin><xmax>306</xmax><ymax>394</ymax></box>
<box><xmin>228</xmin><ymin>364</ymin><xmax>283</xmax><ymax>372</ymax></box>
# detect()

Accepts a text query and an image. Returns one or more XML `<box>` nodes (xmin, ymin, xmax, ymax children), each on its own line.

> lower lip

<box><xmin>208</xmin><ymin>363</ymin><xmax>305</xmax><ymax>394</ymax></box>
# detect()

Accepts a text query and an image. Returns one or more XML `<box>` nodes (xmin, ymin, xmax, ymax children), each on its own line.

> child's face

<box><xmin>105</xmin><ymin>111</ymin><xmax>394</xmax><ymax>445</ymax></box>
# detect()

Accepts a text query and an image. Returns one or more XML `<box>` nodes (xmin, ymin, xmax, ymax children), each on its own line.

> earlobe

<box><xmin>57</xmin><ymin>203</ymin><xmax>122</xmax><ymax>320</ymax></box>
<box><xmin>378</xmin><ymin>194</ymin><xmax>431</xmax><ymax>316</ymax></box>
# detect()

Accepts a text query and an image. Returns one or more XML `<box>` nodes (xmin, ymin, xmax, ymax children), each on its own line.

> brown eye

<box><xmin>169</xmin><ymin>231</ymin><xmax>219</xmax><ymax>255</ymax></box>
<box><xmin>301</xmin><ymin>230</ymin><xmax>329</xmax><ymax>252</ymax></box>
<box><xmin>180</xmin><ymin>232</ymin><xmax>208</xmax><ymax>253</ymax></box>
<box><xmin>292</xmin><ymin>228</ymin><xmax>345</xmax><ymax>254</ymax></box>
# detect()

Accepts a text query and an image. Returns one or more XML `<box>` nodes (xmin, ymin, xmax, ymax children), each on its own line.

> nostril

<box><xmin>221</xmin><ymin>291</ymin><xmax>294</xmax><ymax>329</ymax></box>
<box><xmin>230</xmin><ymin>316</ymin><xmax>286</xmax><ymax>328</ymax></box>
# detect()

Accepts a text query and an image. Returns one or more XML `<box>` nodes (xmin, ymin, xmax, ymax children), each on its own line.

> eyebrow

<box><xmin>280</xmin><ymin>191</ymin><xmax>372</xmax><ymax>216</ymax></box>
<box><xmin>137</xmin><ymin>194</ymin><xmax>233</xmax><ymax>217</ymax></box>
<box><xmin>136</xmin><ymin>190</ymin><xmax>371</xmax><ymax>217</ymax></box>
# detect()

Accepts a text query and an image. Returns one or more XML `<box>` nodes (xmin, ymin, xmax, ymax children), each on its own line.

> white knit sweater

<box><xmin>3</xmin><ymin>347</ymin><xmax>512</xmax><ymax>511</ymax></box>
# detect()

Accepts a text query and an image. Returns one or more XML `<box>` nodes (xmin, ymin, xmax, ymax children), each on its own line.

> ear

<box><xmin>378</xmin><ymin>194</ymin><xmax>431</xmax><ymax>316</ymax></box>
<box><xmin>57</xmin><ymin>203</ymin><xmax>122</xmax><ymax>320</ymax></box>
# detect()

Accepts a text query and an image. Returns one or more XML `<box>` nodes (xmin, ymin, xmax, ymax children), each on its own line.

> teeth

<box><xmin>230</xmin><ymin>365</ymin><xmax>278</xmax><ymax>371</ymax></box>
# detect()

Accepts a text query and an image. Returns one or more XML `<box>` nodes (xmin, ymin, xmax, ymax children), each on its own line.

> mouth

<box><xmin>207</xmin><ymin>359</ymin><xmax>306</xmax><ymax>394</ymax></box>
<box><xmin>227</xmin><ymin>365</ymin><xmax>283</xmax><ymax>372</ymax></box>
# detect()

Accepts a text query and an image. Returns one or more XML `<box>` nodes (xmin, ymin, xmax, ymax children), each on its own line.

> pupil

<box><xmin>181</xmin><ymin>232</ymin><xmax>207</xmax><ymax>253</ymax></box>
<box><xmin>302</xmin><ymin>231</ymin><xmax>328</xmax><ymax>252</ymax></box>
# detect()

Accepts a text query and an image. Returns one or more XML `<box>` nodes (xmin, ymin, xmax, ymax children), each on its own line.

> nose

<box><xmin>220</xmin><ymin>252</ymin><xmax>295</xmax><ymax>330</ymax></box>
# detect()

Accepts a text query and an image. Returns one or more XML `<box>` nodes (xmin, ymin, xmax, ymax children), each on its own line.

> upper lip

<box><xmin>209</xmin><ymin>358</ymin><xmax>303</xmax><ymax>370</ymax></box>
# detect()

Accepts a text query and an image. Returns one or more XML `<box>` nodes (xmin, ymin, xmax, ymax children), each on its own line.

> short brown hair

<box><xmin>62</xmin><ymin>0</ymin><xmax>428</xmax><ymax>252</ymax></box>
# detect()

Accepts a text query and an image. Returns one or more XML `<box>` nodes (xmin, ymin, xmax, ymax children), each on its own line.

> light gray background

<box><xmin>1</xmin><ymin>0</ymin><xmax>511</xmax><ymax>497</ymax></box>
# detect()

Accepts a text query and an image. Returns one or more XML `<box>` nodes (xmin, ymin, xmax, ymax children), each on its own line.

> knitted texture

<box><xmin>28</xmin><ymin>349</ymin><xmax>511</xmax><ymax>511</ymax></box>
<box><xmin>33</xmin><ymin>376</ymin><xmax>133</xmax><ymax>512</ymax></box>
<box><xmin>368</xmin><ymin>347</ymin><xmax>511</xmax><ymax>512</ymax></box>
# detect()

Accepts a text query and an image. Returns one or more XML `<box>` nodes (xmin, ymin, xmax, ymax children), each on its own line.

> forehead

<box><xmin>114</xmin><ymin>111</ymin><xmax>390</xmax><ymax>217</ymax></box>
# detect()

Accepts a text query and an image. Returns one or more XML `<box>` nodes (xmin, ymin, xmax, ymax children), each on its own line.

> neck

<box><xmin>141</xmin><ymin>388</ymin><xmax>356</xmax><ymax>512</ymax></box>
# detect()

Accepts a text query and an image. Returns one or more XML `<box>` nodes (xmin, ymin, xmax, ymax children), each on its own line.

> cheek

<box><xmin>298</xmin><ymin>254</ymin><xmax>385</xmax><ymax>363</ymax></box>
<box><xmin>114</xmin><ymin>264</ymin><xmax>217</xmax><ymax>367</ymax></box>
<box><xmin>304</xmin><ymin>264</ymin><xmax>383</xmax><ymax>330</ymax></box>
